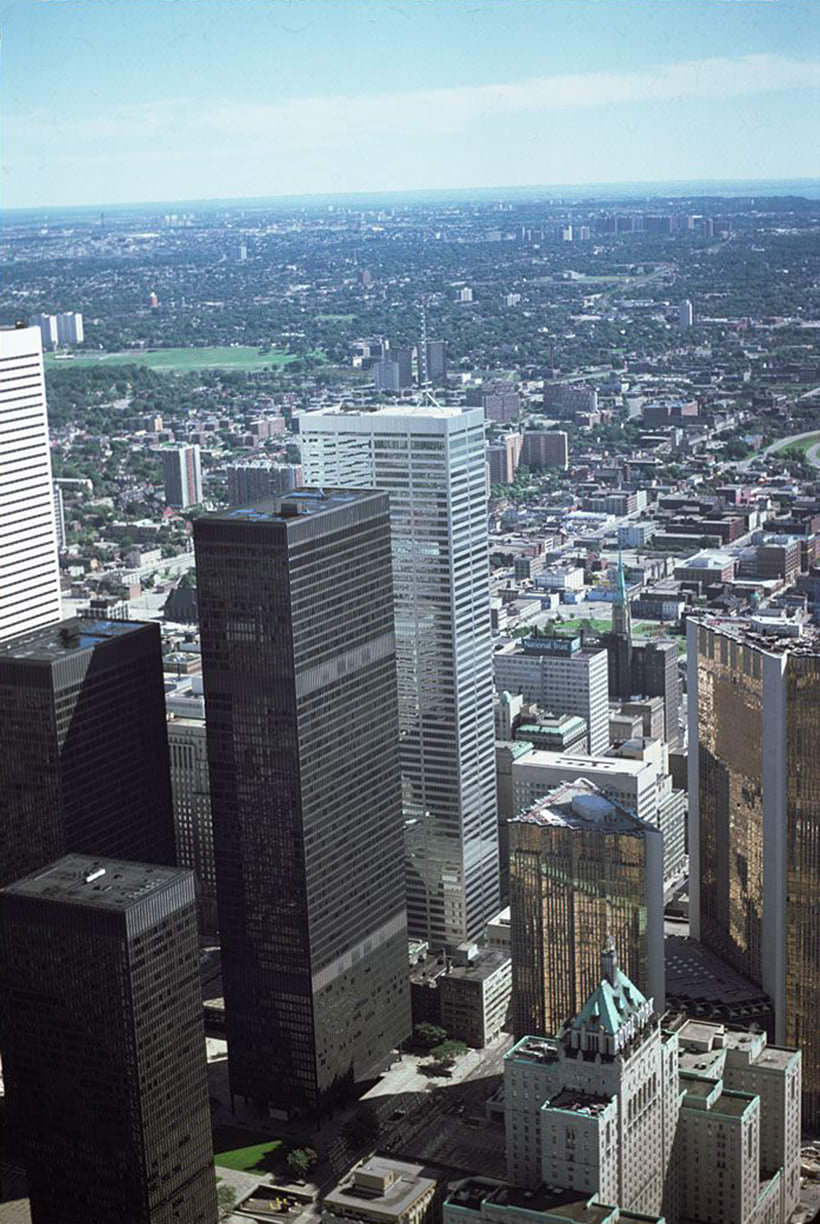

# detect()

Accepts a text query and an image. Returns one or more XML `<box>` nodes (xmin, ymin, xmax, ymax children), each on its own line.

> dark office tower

<box><xmin>632</xmin><ymin>638</ymin><xmax>681</xmax><ymax>750</ymax></box>
<box><xmin>0</xmin><ymin>618</ymin><xmax>175</xmax><ymax>889</ymax></box>
<box><xmin>194</xmin><ymin>489</ymin><xmax>411</xmax><ymax>1115</ymax></box>
<box><xmin>0</xmin><ymin>856</ymin><xmax>218</xmax><ymax>1224</ymax></box>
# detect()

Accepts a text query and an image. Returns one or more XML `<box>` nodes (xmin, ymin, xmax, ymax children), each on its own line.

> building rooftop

<box><xmin>506</xmin><ymin>1035</ymin><xmax>561</xmax><ymax>1066</ymax></box>
<box><xmin>694</xmin><ymin>613</ymin><xmax>820</xmax><ymax>655</ymax></box>
<box><xmin>444</xmin><ymin>946</ymin><xmax>511</xmax><ymax>983</ymax></box>
<box><xmin>305</xmin><ymin>402</ymin><xmax>467</xmax><ymax>420</ymax></box>
<box><xmin>546</xmin><ymin>1088</ymin><xmax>613</xmax><ymax>1118</ymax></box>
<box><xmin>1</xmin><ymin>855</ymin><xmax>191</xmax><ymax>913</ymax></box>
<box><xmin>0</xmin><ymin>618</ymin><xmax>150</xmax><ymax>665</ymax></box>
<box><xmin>445</xmin><ymin>1178</ymin><xmax>615</xmax><ymax>1223</ymax></box>
<box><xmin>515</xmin><ymin>749</ymin><xmax>650</xmax><ymax>779</ymax></box>
<box><xmin>512</xmin><ymin>779</ymin><xmax>649</xmax><ymax>834</ymax></box>
<box><xmin>323</xmin><ymin>1157</ymin><xmax>438</xmax><ymax>1218</ymax></box>
<box><xmin>200</xmin><ymin>486</ymin><xmax>382</xmax><ymax>526</ymax></box>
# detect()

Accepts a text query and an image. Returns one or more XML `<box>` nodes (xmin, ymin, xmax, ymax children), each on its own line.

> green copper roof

<box><xmin>572</xmin><ymin>957</ymin><xmax>647</xmax><ymax>1037</ymax></box>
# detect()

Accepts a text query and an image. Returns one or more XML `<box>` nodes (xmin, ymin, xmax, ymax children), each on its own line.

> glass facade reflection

<box><xmin>300</xmin><ymin>408</ymin><xmax>499</xmax><ymax>948</ymax></box>
<box><xmin>195</xmin><ymin>490</ymin><xmax>411</xmax><ymax>1114</ymax></box>
<box><xmin>509</xmin><ymin>780</ymin><xmax>664</xmax><ymax>1039</ymax></box>
<box><xmin>691</xmin><ymin>617</ymin><xmax>820</xmax><ymax>1129</ymax></box>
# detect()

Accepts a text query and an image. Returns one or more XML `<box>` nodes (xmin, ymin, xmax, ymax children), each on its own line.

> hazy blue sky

<box><xmin>1</xmin><ymin>0</ymin><xmax>819</xmax><ymax>208</ymax></box>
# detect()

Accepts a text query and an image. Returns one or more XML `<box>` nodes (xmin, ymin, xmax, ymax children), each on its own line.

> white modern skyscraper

<box><xmin>161</xmin><ymin>443</ymin><xmax>203</xmax><ymax>508</ymax></box>
<box><xmin>0</xmin><ymin>325</ymin><xmax>62</xmax><ymax>641</ymax></box>
<box><xmin>300</xmin><ymin>404</ymin><xmax>499</xmax><ymax>947</ymax></box>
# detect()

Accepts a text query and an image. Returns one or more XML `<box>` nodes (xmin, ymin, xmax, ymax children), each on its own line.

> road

<box><xmin>736</xmin><ymin>428</ymin><xmax>820</xmax><ymax>471</ymax></box>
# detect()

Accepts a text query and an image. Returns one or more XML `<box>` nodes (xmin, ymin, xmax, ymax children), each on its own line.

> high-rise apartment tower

<box><xmin>161</xmin><ymin>443</ymin><xmax>203</xmax><ymax>508</ymax></box>
<box><xmin>195</xmin><ymin>489</ymin><xmax>411</xmax><ymax>1114</ymax></box>
<box><xmin>0</xmin><ymin>855</ymin><xmax>218</xmax><ymax>1224</ymax></box>
<box><xmin>300</xmin><ymin>406</ymin><xmax>499</xmax><ymax>947</ymax></box>
<box><xmin>0</xmin><ymin>325</ymin><xmax>62</xmax><ymax>641</ymax></box>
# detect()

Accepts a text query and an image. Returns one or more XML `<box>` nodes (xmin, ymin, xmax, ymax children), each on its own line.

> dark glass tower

<box><xmin>0</xmin><ymin>855</ymin><xmax>218</xmax><ymax>1224</ymax></box>
<box><xmin>194</xmin><ymin>489</ymin><xmax>411</xmax><ymax>1115</ymax></box>
<box><xmin>0</xmin><ymin>618</ymin><xmax>175</xmax><ymax>889</ymax></box>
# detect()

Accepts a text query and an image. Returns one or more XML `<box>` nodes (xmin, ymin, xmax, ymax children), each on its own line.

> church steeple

<box><xmin>612</xmin><ymin>550</ymin><xmax>632</xmax><ymax>641</ymax></box>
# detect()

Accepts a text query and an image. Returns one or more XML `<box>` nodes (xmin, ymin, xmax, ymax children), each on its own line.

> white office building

<box><xmin>300</xmin><ymin>404</ymin><xmax>499</xmax><ymax>947</ymax></box>
<box><xmin>0</xmin><ymin>326</ymin><xmax>62</xmax><ymax>641</ymax></box>
<box><xmin>493</xmin><ymin>635</ymin><xmax>610</xmax><ymax>755</ymax></box>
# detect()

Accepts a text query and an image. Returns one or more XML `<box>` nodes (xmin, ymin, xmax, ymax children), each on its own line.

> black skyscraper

<box><xmin>0</xmin><ymin>618</ymin><xmax>175</xmax><ymax>888</ymax></box>
<box><xmin>0</xmin><ymin>855</ymin><xmax>218</xmax><ymax>1224</ymax></box>
<box><xmin>194</xmin><ymin>489</ymin><xmax>411</xmax><ymax>1114</ymax></box>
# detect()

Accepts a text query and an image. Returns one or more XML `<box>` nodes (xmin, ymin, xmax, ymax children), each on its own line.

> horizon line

<box><xmin>6</xmin><ymin>174</ymin><xmax>820</xmax><ymax>216</ymax></box>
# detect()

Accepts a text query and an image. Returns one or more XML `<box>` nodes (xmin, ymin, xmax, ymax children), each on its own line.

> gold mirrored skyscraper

<box><xmin>688</xmin><ymin>615</ymin><xmax>820</xmax><ymax>1128</ymax></box>
<box><xmin>509</xmin><ymin>777</ymin><xmax>665</xmax><ymax>1040</ymax></box>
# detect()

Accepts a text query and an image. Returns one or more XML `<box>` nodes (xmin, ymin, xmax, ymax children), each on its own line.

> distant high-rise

<box><xmin>226</xmin><ymin>459</ymin><xmax>301</xmax><ymax>504</ymax></box>
<box><xmin>509</xmin><ymin>778</ymin><xmax>664</xmax><ymax>1040</ymax></box>
<box><xmin>167</xmin><ymin>711</ymin><xmax>217</xmax><ymax>934</ymax></box>
<box><xmin>688</xmin><ymin>615</ymin><xmax>820</xmax><ymax>1127</ymax></box>
<box><xmin>195</xmin><ymin>489</ymin><xmax>411</xmax><ymax>1113</ymax></box>
<box><xmin>0</xmin><ymin>325</ymin><xmax>62</xmax><ymax>642</ymax></box>
<box><xmin>679</xmin><ymin>299</ymin><xmax>694</xmax><ymax>329</ymax></box>
<box><xmin>28</xmin><ymin>313</ymin><xmax>58</xmax><ymax>348</ymax></box>
<box><xmin>424</xmin><ymin>339</ymin><xmax>447</xmax><ymax>384</ymax></box>
<box><xmin>56</xmin><ymin>310</ymin><xmax>84</xmax><ymax>345</ymax></box>
<box><xmin>0</xmin><ymin>855</ymin><xmax>218</xmax><ymax>1224</ymax></box>
<box><xmin>161</xmin><ymin>443</ymin><xmax>203</xmax><ymax>508</ymax></box>
<box><xmin>0</xmin><ymin>618</ymin><xmax>175</xmax><ymax>889</ymax></box>
<box><xmin>300</xmin><ymin>406</ymin><xmax>499</xmax><ymax>948</ymax></box>
<box><xmin>373</xmin><ymin>347</ymin><xmax>413</xmax><ymax>392</ymax></box>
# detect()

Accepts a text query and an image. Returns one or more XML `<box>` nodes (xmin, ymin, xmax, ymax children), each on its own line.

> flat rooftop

<box><xmin>1</xmin><ymin>855</ymin><xmax>190</xmax><ymax>912</ymax></box>
<box><xmin>0</xmin><ymin>618</ymin><xmax>149</xmax><ymax>664</ymax></box>
<box><xmin>665</xmin><ymin>925</ymin><xmax>774</xmax><ymax>1009</ymax></box>
<box><xmin>324</xmin><ymin>1157</ymin><xmax>438</xmax><ymax>1216</ymax></box>
<box><xmin>512</xmin><ymin>779</ymin><xmax>647</xmax><ymax>833</ymax></box>
<box><xmin>304</xmin><ymin>402</ymin><xmax>467</xmax><ymax>420</ymax></box>
<box><xmin>506</xmin><ymin>1035</ymin><xmax>561</xmax><ymax>1066</ymax></box>
<box><xmin>199</xmin><ymin>487</ymin><xmax>381</xmax><ymax>526</ymax></box>
<box><xmin>445</xmin><ymin>947</ymin><xmax>511</xmax><ymax>982</ymax></box>
<box><xmin>445</xmin><ymin>1179</ymin><xmax>613</xmax><ymax>1223</ymax></box>
<box><xmin>515</xmin><ymin>749</ymin><xmax>649</xmax><ymax>778</ymax></box>
<box><xmin>694</xmin><ymin>614</ymin><xmax>820</xmax><ymax>655</ymax></box>
<box><xmin>547</xmin><ymin>1088</ymin><xmax>612</xmax><ymax>1117</ymax></box>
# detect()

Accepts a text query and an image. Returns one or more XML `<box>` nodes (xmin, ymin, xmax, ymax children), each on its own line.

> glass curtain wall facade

<box><xmin>194</xmin><ymin>490</ymin><xmax>410</xmax><ymax>1115</ymax></box>
<box><xmin>299</xmin><ymin>406</ymin><xmax>499</xmax><ymax>948</ymax></box>
<box><xmin>0</xmin><ymin>618</ymin><xmax>175</xmax><ymax>890</ymax></box>
<box><xmin>688</xmin><ymin>617</ymin><xmax>820</xmax><ymax>1128</ymax></box>
<box><xmin>509</xmin><ymin>782</ymin><xmax>664</xmax><ymax>1040</ymax></box>
<box><xmin>0</xmin><ymin>857</ymin><xmax>217</xmax><ymax>1224</ymax></box>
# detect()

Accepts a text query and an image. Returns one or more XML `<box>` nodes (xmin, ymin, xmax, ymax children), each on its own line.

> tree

<box><xmin>217</xmin><ymin>1183</ymin><xmax>237</xmax><ymax>1221</ymax></box>
<box><xmin>414</xmin><ymin>1022</ymin><xmax>447</xmax><ymax>1049</ymax></box>
<box><xmin>286</xmin><ymin>1147</ymin><xmax>318</xmax><ymax>1180</ymax></box>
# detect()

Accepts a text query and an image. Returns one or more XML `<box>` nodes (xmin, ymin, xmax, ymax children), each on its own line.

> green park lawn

<box><xmin>44</xmin><ymin>345</ymin><xmax>306</xmax><ymax>373</ymax></box>
<box><xmin>212</xmin><ymin>1126</ymin><xmax>284</xmax><ymax>1174</ymax></box>
<box><xmin>782</xmin><ymin>432</ymin><xmax>820</xmax><ymax>456</ymax></box>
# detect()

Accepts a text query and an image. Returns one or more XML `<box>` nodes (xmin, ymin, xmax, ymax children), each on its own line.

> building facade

<box><xmin>0</xmin><ymin>855</ymin><xmax>217</xmax><ymax>1224</ymax></box>
<box><xmin>509</xmin><ymin>781</ymin><xmax>664</xmax><ymax>1042</ymax></box>
<box><xmin>493</xmin><ymin>636</ymin><xmax>610</xmax><ymax>756</ymax></box>
<box><xmin>226</xmin><ymin>459</ymin><xmax>302</xmax><ymax>504</ymax></box>
<box><xmin>0</xmin><ymin>618</ymin><xmax>175</xmax><ymax>890</ymax></box>
<box><xmin>161</xmin><ymin>443</ymin><xmax>203</xmax><ymax>508</ymax></box>
<box><xmin>0</xmin><ymin>325</ymin><xmax>62</xmax><ymax>642</ymax></box>
<box><xmin>502</xmin><ymin>951</ymin><xmax>799</xmax><ymax>1223</ymax></box>
<box><xmin>688</xmin><ymin>615</ymin><xmax>820</xmax><ymax>1128</ymax></box>
<box><xmin>167</xmin><ymin>713</ymin><xmax>218</xmax><ymax>934</ymax></box>
<box><xmin>300</xmin><ymin>406</ymin><xmax>499</xmax><ymax>948</ymax></box>
<box><xmin>195</xmin><ymin>489</ymin><xmax>411</xmax><ymax>1113</ymax></box>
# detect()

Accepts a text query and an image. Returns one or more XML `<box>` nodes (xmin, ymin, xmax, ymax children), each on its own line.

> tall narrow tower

<box><xmin>0</xmin><ymin>324</ymin><xmax>62</xmax><ymax>641</ymax></box>
<box><xmin>0</xmin><ymin>856</ymin><xmax>218</xmax><ymax>1224</ymax></box>
<box><xmin>299</xmin><ymin>406</ymin><xmax>499</xmax><ymax>948</ymax></box>
<box><xmin>195</xmin><ymin>489</ymin><xmax>411</xmax><ymax>1114</ymax></box>
<box><xmin>608</xmin><ymin>550</ymin><xmax>633</xmax><ymax>700</ymax></box>
<box><xmin>688</xmin><ymin>614</ymin><xmax>820</xmax><ymax>1128</ymax></box>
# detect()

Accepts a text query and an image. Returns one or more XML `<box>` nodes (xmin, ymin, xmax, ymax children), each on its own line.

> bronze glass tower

<box><xmin>509</xmin><ymin>778</ymin><xmax>664</xmax><ymax>1040</ymax></box>
<box><xmin>0</xmin><ymin>856</ymin><xmax>217</xmax><ymax>1224</ymax></box>
<box><xmin>194</xmin><ymin>489</ymin><xmax>411</xmax><ymax>1114</ymax></box>
<box><xmin>688</xmin><ymin>616</ymin><xmax>820</xmax><ymax>1128</ymax></box>
<box><xmin>0</xmin><ymin>618</ymin><xmax>175</xmax><ymax>889</ymax></box>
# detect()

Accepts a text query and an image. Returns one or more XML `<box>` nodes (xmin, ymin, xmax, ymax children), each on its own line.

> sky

<box><xmin>1</xmin><ymin>0</ymin><xmax>819</xmax><ymax>209</ymax></box>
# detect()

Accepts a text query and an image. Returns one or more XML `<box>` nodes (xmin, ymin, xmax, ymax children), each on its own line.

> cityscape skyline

<box><xmin>1</xmin><ymin>0</ymin><xmax>818</xmax><ymax>209</ymax></box>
